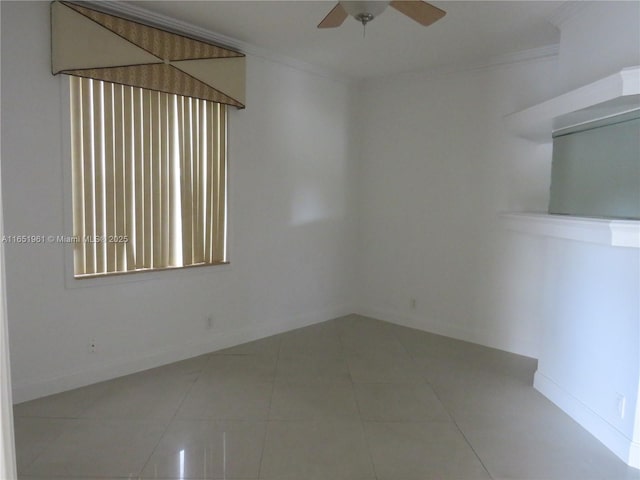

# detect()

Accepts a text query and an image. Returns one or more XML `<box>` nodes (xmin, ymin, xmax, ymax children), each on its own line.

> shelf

<box><xmin>500</xmin><ymin>212</ymin><xmax>640</xmax><ymax>248</ymax></box>
<box><xmin>504</xmin><ymin>66</ymin><xmax>640</xmax><ymax>143</ymax></box>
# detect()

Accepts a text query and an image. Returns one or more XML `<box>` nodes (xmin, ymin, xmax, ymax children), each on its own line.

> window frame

<box><xmin>59</xmin><ymin>76</ymin><xmax>234</xmax><ymax>289</ymax></box>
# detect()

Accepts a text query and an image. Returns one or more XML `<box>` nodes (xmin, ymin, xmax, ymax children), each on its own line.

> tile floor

<box><xmin>13</xmin><ymin>315</ymin><xmax>640</xmax><ymax>480</ymax></box>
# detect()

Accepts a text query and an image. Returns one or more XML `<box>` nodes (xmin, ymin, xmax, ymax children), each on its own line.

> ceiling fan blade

<box><xmin>390</xmin><ymin>1</ymin><xmax>446</xmax><ymax>26</ymax></box>
<box><xmin>318</xmin><ymin>3</ymin><xmax>349</xmax><ymax>28</ymax></box>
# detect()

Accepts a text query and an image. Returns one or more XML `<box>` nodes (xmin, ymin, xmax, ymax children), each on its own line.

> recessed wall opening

<box><xmin>549</xmin><ymin>109</ymin><xmax>640</xmax><ymax>220</ymax></box>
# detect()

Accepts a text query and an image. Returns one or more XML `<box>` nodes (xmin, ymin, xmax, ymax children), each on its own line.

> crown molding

<box><xmin>78</xmin><ymin>1</ymin><xmax>558</xmax><ymax>88</ymax></box>
<box><xmin>363</xmin><ymin>43</ymin><xmax>559</xmax><ymax>88</ymax></box>
<box><xmin>79</xmin><ymin>1</ymin><xmax>354</xmax><ymax>85</ymax></box>
<box><xmin>481</xmin><ymin>44</ymin><xmax>560</xmax><ymax>70</ymax></box>
<box><xmin>547</xmin><ymin>1</ymin><xmax>589</xmax><ymax>28</ymax></box>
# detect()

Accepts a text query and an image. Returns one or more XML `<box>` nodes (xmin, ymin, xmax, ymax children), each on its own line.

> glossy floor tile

<box><xmin>24</xmin><ymin>419</ymin><xmax>166</xmax><ymax>477</ymax></box>
<box><xmin>201</xmin><ymin>354</ymin><xmax>278</xmax><ymax>383</ymax></box>
<box><xmin>364</xmin><ymin>421</ymin><xmax>491</xmax><ymax>480</ymax></box>
<box><xmin>176</xmin><ymin>378</ymin><xmax>273</xmax><ymax>421</ymax></box>
<box><xmin>260</xmin><ymin>420</ymin><xmax>374</xmax><ymax>479</ymax></box>
<box><xmin>269</xmin><ymin>383</ymin><xmax>360</xmax><ymax>420</ymax></box>
<box><xmin>458</xmin><ymin>412</ymin><xmax>638</xmax><ymax>480</ymax></box>
<box><xmin>141</xmin><ymin>420</ymin><xmax>266</xmax><ymax>479</ymax></box>
<box><xmin>13</xmin><ymin>315</ymin><xmax>640</xmax><ymax>479</ymax></box>
<box><xmin>278</xmin><ymin>322</ymin><xmax>344</xmax><ymax>358</ymax></box>
<box><xmin>275</xmin><ymin>354</ymin><xmax>351</xmax><ymax>385</ymax></box>
<box><xmin>213</xmin><ymin>335</ymin><xmax>282</xmax><ymax>357</ymax></box>
<box><xmin>13</xmin><ymin>417</ymin><xmax>68</xmax><ymax>472</ymax></box>
<box><xmin>353</xmin><ymin>382</ymin><xmax>450</xmax><ymax>422</ymax></box>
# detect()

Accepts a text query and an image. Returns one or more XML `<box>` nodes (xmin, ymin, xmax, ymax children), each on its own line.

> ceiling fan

<box><xmin>318</xmin><ymin>1</ymin><xmax>446</xmax><ymax>29</ymax></box>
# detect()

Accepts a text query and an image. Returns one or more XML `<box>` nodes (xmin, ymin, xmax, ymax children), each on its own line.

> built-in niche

<box><xmin>501</xmin><ymin>68</ymin><xmax>640</xmax><ymax>469</ymax></box>
<box><xmin>549</xmin><ymin>110</ymin><xmax>640</xmax><ymax>220</ymax></box>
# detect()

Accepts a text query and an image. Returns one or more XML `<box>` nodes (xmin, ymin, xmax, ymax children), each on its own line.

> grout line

<box><xmin>13</xmin><ymin>414</ymin><xmax>80</xmax><ymax>420</ymax></box>
<box><xmin>16</xmin><ymin>318</ymin><xmax>543</xmax><ymax>479</ymax></box>
<box><xmin>390</xmin><ymin>325</ymin><xmax>495</xmax><ymax>480</ymax></box>
<box><xmin>14</xmin><ymin>419</ymin><xmax>70</xmax><ymax>475</ymax></box>
<box><xmin>16</xmin><ymin>378</ymin><xmax>143</xmax><ymax>476</ymax></box>
<box><xmin>449</xmin><ymin>418</ymin><xmax>495</xmax><ymax>480</ymax></box>
<box><xmin>256</xmin><ymin>332</ymin><xmax>283</xmax><ymax>479</ymax></box>
<box><xmin>335</xmin><ymin>316</ymin><xmax>381</xmax><ymax>480</ymax></box>
<box><xmin>137</xmin><ymin>357</ymin><xmax>209</xmax><ymax>478</ymax></box>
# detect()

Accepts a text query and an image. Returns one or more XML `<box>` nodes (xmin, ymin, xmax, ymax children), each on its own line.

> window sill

<box><xmin>74</xmin><ymin>261</ymin><xmax>230</xmax><ymax>280</ymax></box>
<box><xmin>64</xmin><ymin>259</ymin><xmax>232</xmax><ymax>289</ymax></box>
<box><xmin>500</xmin><ymin>212</ymin><xmax>640</xmax><ymax>248</ymax></box>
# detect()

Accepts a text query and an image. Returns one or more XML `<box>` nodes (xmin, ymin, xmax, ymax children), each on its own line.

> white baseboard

<box><xmin>631</xmin><ymin>441</ymin><xmax>640</xmax><ymax>472</ymax></box>
<box><xmin>358</xmin><ymin>305</ymin><xmax>639</xmax><ymax>470</ymax></box>
<box><xmin>534</xmin><ymin>370</ymin><xmax>639</xmax><ymax>469</ymax></box>
<box><xmin>356</xmin><ymin>305</ymin><xmax>469</xmax><ymax>339</ymax></box>
<box><xmin>354</xmin><ymin>305</ymin><xmax>538</xmax><ymax>359</ymax></box>
<box><xmin>12</xmin><ymin>304</ymin><xmax>353</xmax><ymax>404</ymax></box>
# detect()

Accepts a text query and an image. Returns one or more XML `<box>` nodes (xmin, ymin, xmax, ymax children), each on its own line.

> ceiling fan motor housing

<box><xmin>340</xmin><ymin>1</ymin><xmax>390</xmax><ymax>23</ymax></box>
<box><xmin>318</xmin><ymin>1</ymin><xmax>446</xmax><ymax>29</ymax></box>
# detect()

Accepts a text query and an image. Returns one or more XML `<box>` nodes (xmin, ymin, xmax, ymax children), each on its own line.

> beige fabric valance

<box><xmin>51</xmin><ymin>1</ymin><xmax>245</xmax><ymax>108</ymax></box>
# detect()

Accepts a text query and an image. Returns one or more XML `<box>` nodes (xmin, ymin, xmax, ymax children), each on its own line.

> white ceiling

<box><xmin>128</xmin><ymin>1</ymin><xmax>568</xmax><ymax>80</ymax></box>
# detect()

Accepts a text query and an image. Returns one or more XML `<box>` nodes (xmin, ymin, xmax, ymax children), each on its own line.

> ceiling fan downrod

<box><xmin>356</xmin><ymin>12</ymin><xmax>374</xmax><ymax>36</ymax></box>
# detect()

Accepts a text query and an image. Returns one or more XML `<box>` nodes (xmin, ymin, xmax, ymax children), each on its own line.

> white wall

<box><xmin>355</xmin><ymin>57</ymin><xmax>559</xmax><ymax>358</ymax></box>
<box><xmin>2</xmin><ymin>0</ymin><xmax>639</xmax><ymax>467</ymax></box>
<box><xmin>556</xmin><ymin>1</ymin><xmax>640</xmax><ymax>92</ymax></box>
<box><xmin>534</xmin><ymin>1</ymin><xmax>640</xmax><ymax>467</ymax></box>
<box><xmin>534</xmin><ymin>239</ymin><xmax>639</xmax><ymax>467</ymax></box>
<box><xmin>355</xmin><ymin>1</ymin><xmax>640</xmax><ymax>467</ymax></box>
<box><xmin>1</xmin><ymin>1</ymin><xmax>357</xmax><ymax>403</ymax></box>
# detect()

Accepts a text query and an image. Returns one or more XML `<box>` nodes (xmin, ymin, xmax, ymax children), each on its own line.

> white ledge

<box><xmin>504</xmin><ymin>66</ymin><xmax>640</xmax><ymax>142</ymax></box>
<box><xmin>501</xmin><ymin>212</ymin><xmax>640</xmax><ymax>248</ymax></box>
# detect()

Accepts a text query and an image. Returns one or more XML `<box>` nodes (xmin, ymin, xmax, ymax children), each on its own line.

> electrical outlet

<box><xmin>410</xmin><ymin>298</ymin><xmax>417</xmax><ymax>310</ymax></box>
<box><xmin>616</xmin><ymin>393</ymin><xmax>626</xmax><ymax>419</ymax></box>
<box><xmin>207</xmin><ymin>315</ymin><xmax>214</xmax><ymax>330</ymax></box>
<box><xmin>88</xmin><ymin>338</ymin><xmax>96</xmax><ymax>353</ymax></box>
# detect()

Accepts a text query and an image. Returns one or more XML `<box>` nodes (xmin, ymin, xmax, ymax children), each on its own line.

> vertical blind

<box><xmin>70</xmin><ymin>76</ymin><xmax>227</xmax><ymax>277</ymax></box>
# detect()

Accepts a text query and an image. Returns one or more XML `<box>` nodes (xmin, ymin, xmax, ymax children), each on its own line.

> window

<box><xmin>70</xmin><ymin>76</ymin><xmax>227</xmax><ymax>277</ymax></box>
